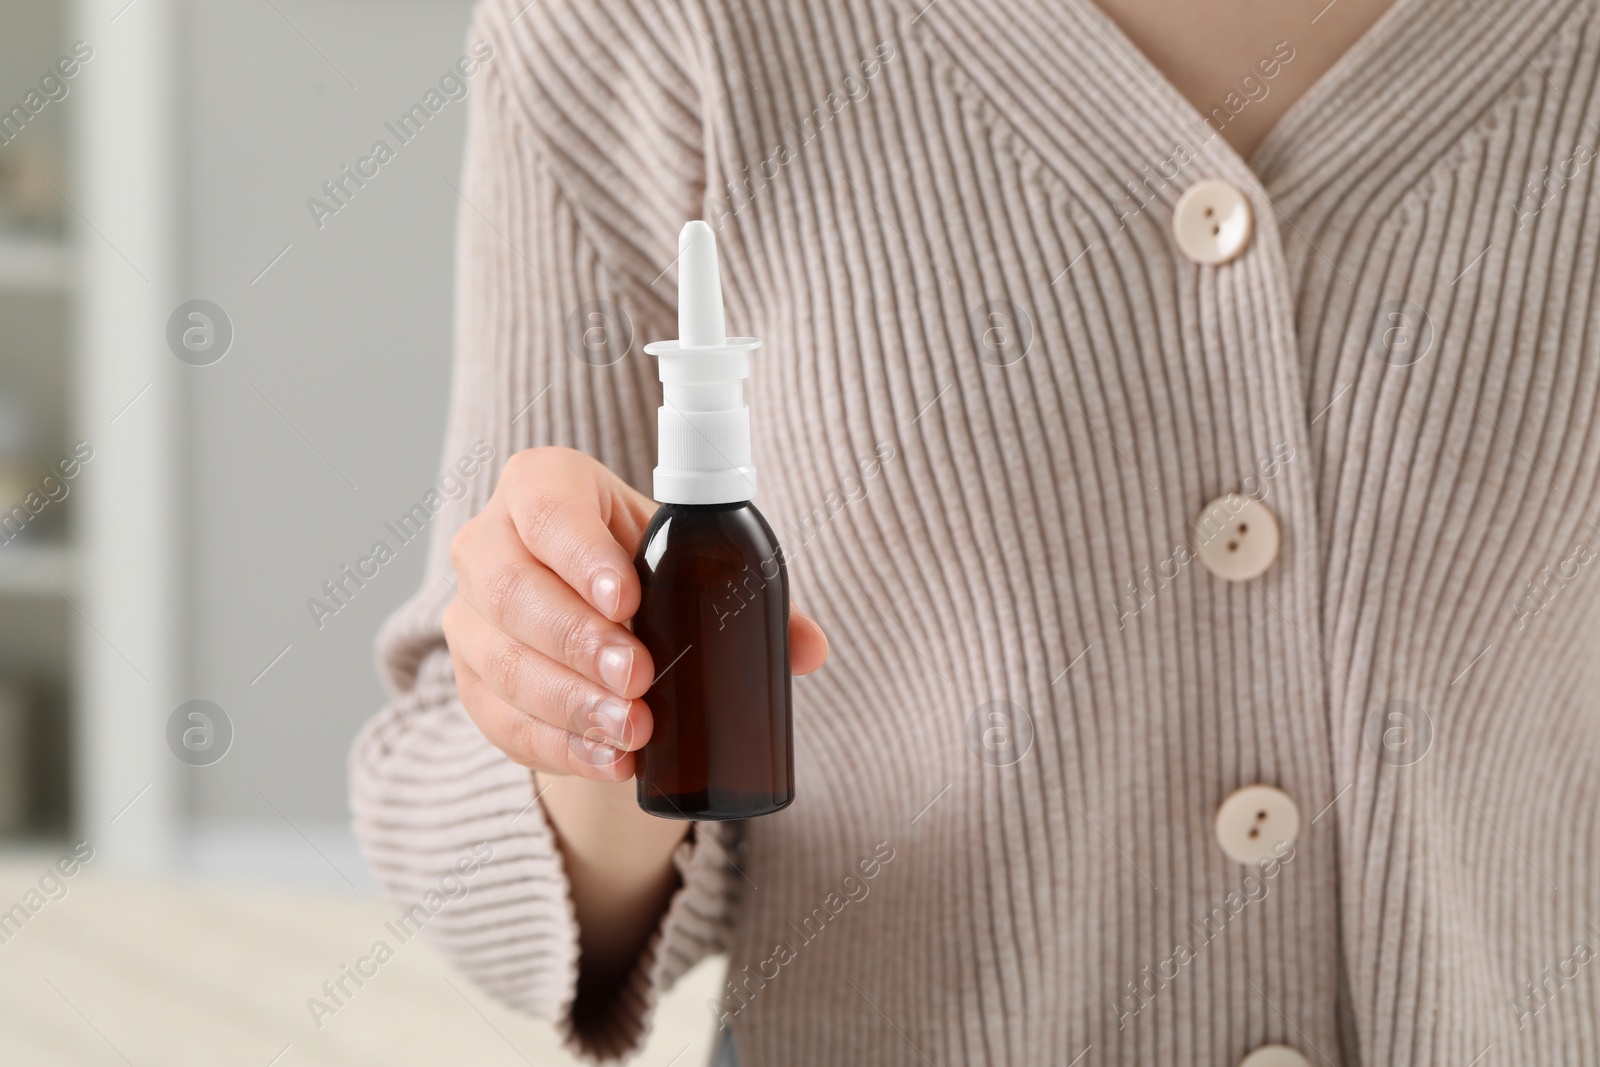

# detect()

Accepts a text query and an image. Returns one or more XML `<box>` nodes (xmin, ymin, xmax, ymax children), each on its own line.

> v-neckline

<box><xmin>905</xmin><ymin>0</ymin><xmax>1576</xmax><ymax>519</ymax></box>
<box><xmin>911</xmin><ymin>0</ymin><xmax>1575</xmax><ymax>213</ymax></box>
<box><xmin>1240</xmin><ymin>0</ymin><xmax>1437</xmax><ymax>182</ymax></box>
<box><xmin>1062</xmin><ymin>0</ymin><xmax>1432</xmax><ymax>189</ymax></box>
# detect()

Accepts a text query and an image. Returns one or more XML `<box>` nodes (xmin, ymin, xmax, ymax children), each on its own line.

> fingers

<box><xmin>501</xmin><ymin>449</ymin><xmax>646</xmax><ymax>624</ymax></box>
<box><xmin>444</xmin><ymin>594</ymin><xmax>654</xmax><ymax>780</ymax></box>
<box><xmin>447</xmin><ymin>447</ymin><xmax>833</xmax><ymax>785</ymax></box>
<box><xmin>791</xmin><ymin>608</ymin><xmax>829</xmax><ymax>676</ymax></box>
<box><xmin>453</xmin><ymin>511</ymin><xmax>653</xmax><ymax>700</ymax></box>
<box><xmin>454</xmin><ymin>655</ymin><xmax>638</xmax><ymax>783</ymax></box>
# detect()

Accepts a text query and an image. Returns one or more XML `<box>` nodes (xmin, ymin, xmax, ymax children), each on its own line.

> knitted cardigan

<box><xmin>351</xmin><ymin>0</ymin><xmax>1600</xmax><ymax>1062</ymax></box>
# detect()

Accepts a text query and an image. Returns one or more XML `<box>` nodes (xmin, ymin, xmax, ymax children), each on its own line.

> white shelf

<box><xmin>0</xmin><ymin>542</ymin><xmax>76</xmax><ymax>596</ymax></box>
<box><xmin>0</xmin><ymin>235</ymin><xmax>71</xmax><ymax>292</ymax></box>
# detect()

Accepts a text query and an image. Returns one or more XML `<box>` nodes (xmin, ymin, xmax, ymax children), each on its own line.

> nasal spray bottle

<box><xmin>633</xmin><ymin>222</ymin><xmax>794</xmax><ymax>820</ymax></box>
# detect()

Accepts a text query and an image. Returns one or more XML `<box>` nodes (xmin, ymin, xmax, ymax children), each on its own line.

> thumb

<box><xmin>790</xmin><ymin>602</ymin><xmax>828</xmax><ymax>675</ymax></box>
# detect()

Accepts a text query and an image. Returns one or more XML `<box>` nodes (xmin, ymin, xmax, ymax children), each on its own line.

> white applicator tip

<box><xmin>677</xmin><ymin>221</ymin><xmax>726</xmax><ymax>348</ymax></box>
<box><xmin>644</xmin><ymin>220</ymin><xmax>760</xmax><ymax>505</ymax></box>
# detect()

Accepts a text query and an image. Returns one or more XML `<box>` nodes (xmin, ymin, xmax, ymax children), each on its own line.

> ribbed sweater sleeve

<box><xmin>348</xmin><ymin>1</ymin><xmax>738</xmax><ymax>1060</ymax></box>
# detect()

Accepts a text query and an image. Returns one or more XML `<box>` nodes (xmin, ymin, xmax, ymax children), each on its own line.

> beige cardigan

<box><xmin>350</xmin><ymin>0</ymin><xmax>1600</xmax><ymax>1062</ymax></box>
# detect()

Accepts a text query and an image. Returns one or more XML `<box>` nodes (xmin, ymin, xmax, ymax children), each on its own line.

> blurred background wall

<box><xmin>2</xmin><ymin>0</ymin><xmax>475</xmax><ymax>881</ymax></box>
<box><xmin>180</xmin><ymin>0</ymin><xmax>472</xmax><ymax>885</ymax></box>
<box><xmin>0</xmin><ymin>2</ymin><xmax>724</xmax><ymax>1062</ymax></box>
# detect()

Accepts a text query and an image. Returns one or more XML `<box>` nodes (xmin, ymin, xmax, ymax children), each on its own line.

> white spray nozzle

<box><xmin>677</xmin><ymin>221</ymin><xmax>726</xmax><ymax>347</ymax></box>
<box><xmin>644</xmin><ymin>222</ymin><xmax>763</xmax><ymax>505</ymax></box>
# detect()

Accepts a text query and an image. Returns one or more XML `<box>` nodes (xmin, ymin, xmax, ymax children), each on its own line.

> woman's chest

<box><xmin>707</xmin><ymin>0</ymin><xmax>1600</xmax><ymax>671</ymax></box>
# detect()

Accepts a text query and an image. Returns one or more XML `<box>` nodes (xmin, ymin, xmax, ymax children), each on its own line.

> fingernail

<box><xmin>598</xmin><ymin>644</ymin><xmax>634</xmax><ymax>694</ymax></box>
<box><xmin>577</xmin><ymin>736</ymin><xmax>622</xmax><ymax>767</ymax></box>
<box><xmin>592</xmin><ymin>569</ymin><xmax>623</xmax><ymax>617</ymax></box>
<box><xmin>584</xmin><ymin>697</ymin><xmax>632</xmax><ymax>748</ymax></box>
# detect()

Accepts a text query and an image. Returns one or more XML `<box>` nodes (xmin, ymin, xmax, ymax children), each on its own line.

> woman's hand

<box><xmin>444</xmin><ymin>446</ymin><xmax>829</xmax><ymax>784</ymax></box>
<box><xmin>444</xmin><ymin>446</ymin><xmax>828</xmax><ymax>997</ymax></box>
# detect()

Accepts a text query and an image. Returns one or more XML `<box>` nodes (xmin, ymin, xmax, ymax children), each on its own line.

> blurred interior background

<box><xmin>0</xmin><ymin>1</ymin><xmax>718</xmax><ymax>1062</ymax></box>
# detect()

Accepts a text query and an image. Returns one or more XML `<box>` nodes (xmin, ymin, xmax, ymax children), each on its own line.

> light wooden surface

<box><xmin>0</xmin><ymin>857</ymin><xmax>722</xmax><ymax>1066</ymax></box>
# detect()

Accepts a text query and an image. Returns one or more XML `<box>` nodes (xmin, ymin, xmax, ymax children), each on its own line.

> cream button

<box><xmin>1173</xmin><ymin>179</ymin><xmax>1254</xmax><ymax>264</ymax></box>
<box><xmin>1239</xmin><ymin>1045</ymin><xmax>1312</xmax><ymax>1067</ymax></box>
<box><xmin>1193</xmin><ymin>494</ymin><xmax>1279</xmax><ymax>581</ymax></box>
<box><xmin>1216</xmin><ymin>785</ymin><xmax>1300</xmax><ymax>865</ymax></box>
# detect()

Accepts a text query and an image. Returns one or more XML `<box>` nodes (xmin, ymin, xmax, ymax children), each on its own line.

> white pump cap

<box><xmin>644</xmin><ymin>222</ymin><xmax>762</xmax><ymax>504</ymax></box>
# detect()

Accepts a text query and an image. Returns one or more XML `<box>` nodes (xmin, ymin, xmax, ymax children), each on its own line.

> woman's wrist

<box><xmin>536</xmin><ymin>772</ymin><xmax>691</xmax><ymax>874</ymax></box>
<box><xmin>536</xmin><ymin>772</ymin><xmax>692</xmax><ymax>995</ymax></box>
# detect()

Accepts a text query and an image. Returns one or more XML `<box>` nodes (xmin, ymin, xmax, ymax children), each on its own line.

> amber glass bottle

<box><xmin>632</xmin><ymin>220</ymin><xmax>795</xmax><ymax>819</ymax></box>
<box><xmin>633</xmin><ymin>501</ymin><xmax>793</xmax><ymax>819</ymax></box>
